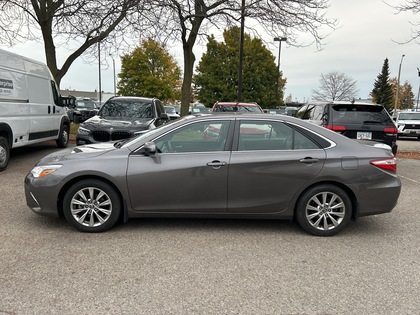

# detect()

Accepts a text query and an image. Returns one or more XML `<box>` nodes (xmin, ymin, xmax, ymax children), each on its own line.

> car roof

<box><xmin>108</xmin><ymin>96</ymin><xmax>156</xmax><ymax>102</ymax></box>
<box><xmin>215</xmin><ymin>102</ymin><xmax>260</xmax><ymax>106</ymax></box>
<box><xmin>306</xmin><ymin>101</ymin><xmax>383</xmax><ymax>106</ymax></box>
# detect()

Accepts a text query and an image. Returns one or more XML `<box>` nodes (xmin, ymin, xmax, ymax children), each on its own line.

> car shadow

<box><xmin>118</xmin><ymin>217</ymin><xmax>302</xmax><ymax>235</ymax></box>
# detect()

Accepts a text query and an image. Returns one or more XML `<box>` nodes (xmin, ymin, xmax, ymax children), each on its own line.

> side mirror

<box><xmin>160</xmin><ymin>113</ymin><xmax>170</xmax><ymax>121</ymax></box>
<box><xmin>143</xmin><ymin>141</ymin><xmax>156</xmax><ymax>156</ymax></box>
<box><xmin>60</xmin><ymin>96</ymin><xmax>76</xmax><ymax>108</ymax></box>
<box><xmin>89</xmin><ymin>110</ymin><xmax>98</xmax><ymax>118</ymax></box>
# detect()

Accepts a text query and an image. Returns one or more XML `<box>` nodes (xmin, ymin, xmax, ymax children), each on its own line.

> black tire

<box><xmin>63</xmin><ymin>179</ymin><xmax>122</xmax><ymax>232</ymax></box>
<box><xmin>0</xmin><ymin>136</ymin><xmax>10</xmax><ymax>172</ymax></box>
<box><xmin>56</xmin><ymin>124</ymin><xmax>69</xmax><ymax>148</ymax></box>
<box><xmin>295</xmin><ymin>184</ymin><xmax>352</xmax><ymax>236</ymax></box>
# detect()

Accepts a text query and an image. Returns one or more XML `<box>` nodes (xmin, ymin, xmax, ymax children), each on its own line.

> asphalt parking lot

<box><xmin>1</xmin><ymin>141</ymin><xmax>420</xmax><ymax>315</ymax></box>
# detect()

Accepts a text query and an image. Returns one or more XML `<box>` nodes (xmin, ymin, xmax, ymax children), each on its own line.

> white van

<box><xmin>0</xmin><ymin>49</ymin><xmax>72</xmax><ymax>171</ymax></box>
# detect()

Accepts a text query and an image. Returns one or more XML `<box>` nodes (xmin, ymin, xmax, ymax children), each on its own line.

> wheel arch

<box><xmin>294</xmin><ymin>180</ymin><xmax>359</xmax><ymax>220</ymax></box>
<box><xmin>57</xmin><ymin>175</ymin><xmax>127</xmax><ymax>222</ymax></box>
<box><xmin>60</xmin><ymin>116</ymin><xmax>70</xmax><ymax>135</ymax></box>
<box><xmin>0</xmin><ymin>123</ymin><xmax>13</xmax><ymax>147</ymax></box>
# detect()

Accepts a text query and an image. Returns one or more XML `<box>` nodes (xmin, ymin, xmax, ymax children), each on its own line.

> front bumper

<box><xmin>398</xmin><ymin>129</ymin><xmax>420</xmax><ymax>137</ymax></box>
<box><xmin>24</xmin><ymin>175</ymin><xmax>62</xmax><ymax>217</ymax></box>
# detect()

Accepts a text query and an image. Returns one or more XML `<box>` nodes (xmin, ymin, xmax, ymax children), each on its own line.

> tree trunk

<box><xmin>181</xmin><ymin>44</ymin><xmax>195</xmax><ymax>116</ymax></box>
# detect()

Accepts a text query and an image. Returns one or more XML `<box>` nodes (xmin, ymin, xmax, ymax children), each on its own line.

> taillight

<box><xmin>384</xmin><ymin>127</ymin><xmax>398</xmax><ymax>134</ymax></box>
<box><xmin>370</xmin><ymin>158</ymin><xmax>397</xmax><ymax>172</ymax></box>
<box><xmin>324</xmin><ymin>125</ymin><xmax>346</xmax><ymax>131</ymax></box>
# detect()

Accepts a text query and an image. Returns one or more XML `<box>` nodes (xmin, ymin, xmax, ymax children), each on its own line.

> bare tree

<box><xmin>0</xmin><ymin>0</ymin><xmax>152</xmax><ymax>88</ymax></box>
<box><xmin>152</xmin><ymin>0</ymin><xmax>337</xmax><ymax>115</ymax></box>
<box><xmin>386</xmin><ymin>0</ymin><xmax>420</xmax><ymax>42</ymax></box>
<box><xmin>0</xmin><ymin>0</ymin><xmax>338</xmax><ymax>113</ymax></box>
<box><xmin>312</xmin><ymin>72</ymin><xmax>358</xmax><ymax>101</ymax></box>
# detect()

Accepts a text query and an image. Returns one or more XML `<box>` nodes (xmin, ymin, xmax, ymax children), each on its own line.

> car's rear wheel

<box><xmin>63</xmin><ymin>179</ymin><xmax>121</xmax><ymax>232</ymax></box>
<box><xmin>296</xmin><ymin>184</ymin><xmax>352</xmax><ymax>236</ymax></box>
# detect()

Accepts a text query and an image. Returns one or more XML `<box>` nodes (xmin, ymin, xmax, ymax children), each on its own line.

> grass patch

<box><xmin>396</xmin><ymin>151</ymin><xmax>420</xmax><ymax>160</ymax></box>
<box><xmin>70</xmin><ymin>123</ymin><xmax>79</xmax><ymax>135</ymax></box>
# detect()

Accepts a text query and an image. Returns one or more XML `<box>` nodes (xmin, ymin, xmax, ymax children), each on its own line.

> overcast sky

<box><xmin>1</xmin><ymin>0</ymin><xmax>419</xmax><ymax>104</ymax></box>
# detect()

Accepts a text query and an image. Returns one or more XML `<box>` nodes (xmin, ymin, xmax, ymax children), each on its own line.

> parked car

<box><xmin>264</xmin><ymin>107</ymin><xmax>298</xmax><ymax>116</ymax></box>
<box><xmin>0</xmin><ymin>49</ymin><xmax>71</xmax><ymax>172</ymax></box>
<box><xmin>190</xmin><ymin>105</ymin><xmax>211</xmax><ymax>114</ymax></box>
<box><xmin>164</xmin><ymin>106</ymin><xmax>181</xmax><ymax>120</ymax></box>
<box><xmin>396</xmin><ymin>111</ymin><xmax>420</xmax><ymax>139</ymax></box>
<box><xmin>25</xmin><ymin>113</ymin><xmax>401</xmax><ymax>236</ymax></box>
<box><xmin>296</xmin><ymin>101</ymin><xmax>398</xmax><ymax>154</ymax></box>
<box><xmin>211</xmin><ymin>102</ymin><xmax>264</xmax><ymax>113</ymax></box>
<box><xmin>76</xmin><ymin>96</ymin><xmax>169</xmax><ymax>145</ymax></box>
<box><xmin>67</xmin><ymin>97</ymin><xmax>99</xmax><ymax>123</ymax></box>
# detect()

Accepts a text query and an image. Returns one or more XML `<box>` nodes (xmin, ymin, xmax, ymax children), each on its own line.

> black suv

<box><xmin>76</xmin><ymin>96</ymin><xmax>169</xmax><ymax>145</ymax></box>
<box><xmin>67</xmin><ymin>97</ymin><xmax>99</xmax><ymax>123</ymax></box>
<box><xmin>296</xmin><ymin>102</ymin><xmax>398</xmax><ymax>154</ymax></box>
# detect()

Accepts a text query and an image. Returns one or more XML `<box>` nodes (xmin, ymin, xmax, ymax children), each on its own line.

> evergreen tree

<box><xmin>194</xmin><ymin>27</ymin><xmax>286</xmax><ymax>108</ymax></box>
<box><xmin>370</xmin><ymin>58</ymin><xmax>393</xmax><ymax>111</ymax></box>
<box><xmin>118</xmin><ymin>39</ymin><xmax>181</xmax><ymax>102</ymax></box>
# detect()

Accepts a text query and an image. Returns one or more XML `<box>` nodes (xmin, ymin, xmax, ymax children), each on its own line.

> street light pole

<box><xmin>394</xmin><ymin>54</ymin><xmax>405</xmax><ymax>115</ymax></box>
<box><xmin>416</xmin><ymin>67</ymin><xmax>420</xmax><ymax>111</ymax></box>
<box><xmin>274</xmin><ymin>37</ymin><xmax>287</xmax><ymax>107</ymax></box>
<box><xmin>98</xmin><ymin>41</ymin><xmax>102</xmax><ymax>104</ymax></box>
<box><xmin>110</xmin><ymin>54</ymin><xmax>116</xmax><ymax>96</ymax></box>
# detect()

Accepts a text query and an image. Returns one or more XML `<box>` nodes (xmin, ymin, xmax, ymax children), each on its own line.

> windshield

<box><xmin>191</xmin><ymin>107</ymin><xmax>210</xmax><ymax>114</ymax></box>
<box><xmin>120</xmin><ymin>115</ymin><xmax>196</xmax><ymax>148</ymax></box>
<box><xmin>76</xmin><ymin>100</ymin><xmax>95</xmax><ymax>109</ymax></box>
<box><xmin>99</xmin><ymin>99</ymin><xmax>154</xmax><ymax>119</ymax></box>
<box><xmin>399</xmin><ymin>112</ymin><xmax>420</xmax><ymax>120</ymax></box>
<box><xmin>165</xmin><ymin>106</ymin><xmax>176</xmax><ymax>114</ymax></box>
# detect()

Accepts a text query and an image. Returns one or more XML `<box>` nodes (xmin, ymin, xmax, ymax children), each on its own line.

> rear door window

<box><xmin>236</xmin><ymin>120</ymin><xmax>320</xmax><ymax>151</ymax></box>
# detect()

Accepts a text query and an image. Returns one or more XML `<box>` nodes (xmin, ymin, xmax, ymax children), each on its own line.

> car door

<box><xmin>126</xmin><ymin>119</ymin><xmax>232</xmax><ymax>213</ymax></box>
<box><xmin>228</xmin><ymin>119</ymin><xmax>326</xmax><ymax>214</ymax></box>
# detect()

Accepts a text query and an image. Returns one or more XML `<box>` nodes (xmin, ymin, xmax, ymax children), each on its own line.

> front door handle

<box><xmin>207</xmin><ymin>161</ymin><xmax>227</xmax><ymax>169</ymax></box>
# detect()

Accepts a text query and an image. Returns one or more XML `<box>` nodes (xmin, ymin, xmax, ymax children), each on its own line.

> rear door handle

<box><xmin>299</xmin><ymin>157</ymin><xmax>319</xmax><ymax>164</ymax></box>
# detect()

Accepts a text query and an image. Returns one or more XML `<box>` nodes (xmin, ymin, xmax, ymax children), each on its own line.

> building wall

<box><xmin>60</xmin><ymin>89</ymin><xmax>115</xmax><ymax>103</ymax></box>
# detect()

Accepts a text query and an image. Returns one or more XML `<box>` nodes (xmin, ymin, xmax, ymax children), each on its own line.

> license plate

<box><xmin>357</xmin><ymin>131</ymin><xmax>372</xmax><ymax>140</ymax></box>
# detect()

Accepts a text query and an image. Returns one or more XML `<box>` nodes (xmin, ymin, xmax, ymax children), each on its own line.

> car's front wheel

<box><xmin>295</xmin><ymin>184</ymin><xmax>352</xmax><ymax>236</ymax></box>
<box><xmin>63</xmin><ymin>179</ymin><xmax>121</xmax><ymax>232</ymax></box>
<box><xmin>56</xmin><ymin>124</ymin><xmax>69</xmax><ymax>148</ymax></box>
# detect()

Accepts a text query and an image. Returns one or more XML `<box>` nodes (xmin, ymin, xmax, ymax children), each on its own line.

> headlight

<box><xmin>77</xmin><ymin>126</ymin><xmax>90</xmax><ymax>135</ymax></box>
<box><xmin>31</xmin><ymin>165</ymin><xmax>62</xmax><ymax>178</ymax></box>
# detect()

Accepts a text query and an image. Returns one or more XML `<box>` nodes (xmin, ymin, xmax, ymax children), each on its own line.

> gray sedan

<box><xmin>25</xmin><ymin>114</ymin><xmax>401</xmax><ymax>236</ymax></box>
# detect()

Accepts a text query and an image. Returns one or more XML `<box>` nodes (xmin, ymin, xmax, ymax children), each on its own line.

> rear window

<box><xmin>331</xmin><ymin>104</ymin><xmax>393</xmax><ymax>125</ymax></box>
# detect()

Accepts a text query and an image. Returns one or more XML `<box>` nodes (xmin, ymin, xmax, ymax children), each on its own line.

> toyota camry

<box><xmin>25</xmin><ymin>113</ymin><xmax>401</xmax><ymax>236</ymax></box>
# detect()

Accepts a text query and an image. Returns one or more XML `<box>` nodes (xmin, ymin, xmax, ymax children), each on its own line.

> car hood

<box><xmin>397</xmin><ymin>119</ymin><xmax>420</xmax><ymax>125</ymax></box>
<box><xmin>75</xmin><ymin>107</ymin><xmax>96</xmax><ymax>112</ymax></box>
<box><xmin>82</xmin><ymin>116</ymin><xmax>154</xmax><ymax>130</ymax></box>
<box><xmin>38</xmin><ymin>143</ymin><xmax>117</xmax><ymax>164</ymax></box>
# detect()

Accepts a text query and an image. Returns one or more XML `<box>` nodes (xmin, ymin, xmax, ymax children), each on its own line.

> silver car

<box><xmin>25</xmin><ymin>114</ymin><xmax>401</xmax><ymax>236</ymax></box>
